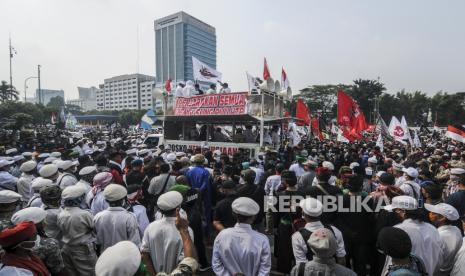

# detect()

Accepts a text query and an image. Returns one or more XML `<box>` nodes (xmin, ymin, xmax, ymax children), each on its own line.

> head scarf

<box><xmin>92</xmin><ymin>172</ymin><xmax>113</xmax><ymax>195</ymax></box>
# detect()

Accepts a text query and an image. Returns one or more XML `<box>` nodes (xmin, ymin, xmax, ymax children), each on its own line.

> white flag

<box><xmin>376</xmin><ymin>133</ymin><xmax>384</xmax><ymax>152</ymax></box>
<box><xmin>289</xmin><ymin>122</ymin><xmax>301</xmax><ymax>146</ymax></box>
<box><xmin>388</xmin><ymin>116</ymin><xmax>407</xmax><ymax>145</ymax></box>
<box><xmin>413</xmin><ymin>130</ymin><xmax>422</xmax><ymax>148</ymax></box>
<box><xmin>335</xmin><ymin>126</ymin><xmax>349</xmax><ymax>143</ymax></box>
<box><xmin>401</xmin><ymin>116</ymin><xmax>413</xmax><ymax>145</ymax></box>
<box><xmin>192</xmin><ymin>56</ymin><xmax>222</xmax><ymax>83</ymax></box>
<box><xmin>246</xmin><ymin>72</ymin><xmax>260</xmax><ymax>93</ymax></box>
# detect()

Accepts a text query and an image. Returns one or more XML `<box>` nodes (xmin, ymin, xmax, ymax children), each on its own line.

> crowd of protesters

<box><xmin>0</xmin><ymin>128</ymin><xmax>464</xmax><ymax>276</ymax></box>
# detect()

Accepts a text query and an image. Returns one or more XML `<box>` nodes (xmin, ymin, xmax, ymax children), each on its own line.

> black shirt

<box><xmin>213</xmin><ymin>194</ymin><xmax>238</xmax><ymax>228</ymax></box>
<box><xmin>447</xmin><ymin>190</ymin><xmax>465</xmax><ymax>217</ymax></box>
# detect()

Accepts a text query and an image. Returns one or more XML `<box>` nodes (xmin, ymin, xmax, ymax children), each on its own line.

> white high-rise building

<box><xmin>66</xmin><ymin>86</ymin><xmax>99</xmax><ymax>111</ymax></box>
<box><xmin>96</xmin><ymin>74</ymin><xmax>155</xmax><ymax>111</ymax></box>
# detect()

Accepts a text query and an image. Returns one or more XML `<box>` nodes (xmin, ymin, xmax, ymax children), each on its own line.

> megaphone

<box><xmin>259</xmin><ymin>77</ymin><xmax>275</xmax><ymax>92</ymax></box>
<box><xmin>278</xmin><ymin>87</ymin><xmax>293</xmax><ymax>100</ymax></box>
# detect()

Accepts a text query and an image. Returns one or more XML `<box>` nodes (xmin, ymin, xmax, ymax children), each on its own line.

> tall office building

<box><xmin>35</xmin><ymin>89</ymin><xmax>65</xmax><ymax>105</ymax></box>
<box><xmin>66</xmin><ymin>86</ymin><xmax>98</xmax><ymax>111</ymax></box>
<box><xmin>96</xmin><ymin>74</ymin><xmax>155</xmax><ymax>111</ymax></box>
<box><xmin>154</xmin><ymin>11</ymin><xmax>216</xmax><ymax>85</ymax></box>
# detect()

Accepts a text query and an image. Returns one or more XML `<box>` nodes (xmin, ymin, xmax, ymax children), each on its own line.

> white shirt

<box><xmin>43</xmin><ymin>207</ymin><xmax>62</xmax><ymax>240</ymax></box>
<box><xmin>437</xmin><ymin>225</ymin><xmax>463</xmax><ymax>275</ymax></box>
<box><xmin>451</xmin><ymin>238</ymin><xmax>465</xmax><ymax>276</ymax></box>
<box><xmin>141</xmin><ymin>216</ymin><xmax>194</xmax><ymax>274</ymax></box>
<box><xmin>250</xmin><ymin>167</ymin><xmax>264</xmax><ymax>185</ymax></box>
<box><xmin>291</xmin><ymin>221</ymin><xmax>346</xmax><ymax>263</ymax></box>
<box><xmin>382</xmin><ymin>219</ymin><xmax>442</xmax><ymax>276</ymax></box>
<box><xmin>206</xmin><ymin>88</ymin><xmax>216</xmax><ymax>94</ymax></box>
<box><xmin>90</xmin><ymin>190</ymin><xmax>109</xmax><ymax>215</ymax></box>
<box><xmin>264</xmin><ymin>175</ymin><xmax>281</xmax><ymax>196</ymax></box>
<box><xmin>56</xmin><ymin>173</ymin><xmax>78</xmax><ymax>190</ymax></box>
<box><xmin>312</xmin><ymin>175</ymin><xmax>337</xmax><ymax>186</ymax></box>
<box><xmin>212</xmin><ymin>223</ymin><xmax>271</xmax><ymax>276</ymax></box>
<box><xmin>219</xmin><ymin>87</ymin><xmax>231</xmax><ymax>93</ymax></box>
<box><xmin>131</xmin><ymin>204</ymin><xmax>150</xmax><ymax>237</ymax></box>
<box><xmin>17</xmin><ymin>173</ymin><xmax>35</xmax><ymax>202</ymax></box>
<box><xmin>289</xmin><ymin>163</ymin><xmax>305</xmax><ymax>178</ymax></box>
<box><xmin>27</xmin><ymin>193</ymin><xmax>42</xmax><ymax>208</ymax></box>
<box><xmin>175</xmin><ymin>86</ymin><xmax>184</xmax><ymax>97</ymax></box>
<box><xmin>398</xmin><ymin>180</ymin><xmax>421</xmax><ymax>200</ymax></box>
<box><xmin>94</xmin><ymin>206</ymin><xmax>141</xmax><ymax>253</ymax></box>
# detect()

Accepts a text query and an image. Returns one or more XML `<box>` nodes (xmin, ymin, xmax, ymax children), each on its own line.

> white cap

<box><xmin>232</xmin><ymin>197</ymin><xmax>260</xmax><ymax>216</ymax></box>
<box><xmin>20</xmin><ymin>161</ymin><xmax>37</xmax><ymax>172</ymax></box>
<box><xmin>450</xmin><ymin>168</ymin><xmax>465</xmax><ymax>175</ymax></box>
<box><xmin>424</xmin><ymin>203</ymin><xmax>460</xmax><ymax>221</ymax></box>
<box><xmin>322</xmin><ymin>161</ymin><xmax>334</xmax><ymax>171</ymax></box>
<box><xmin>402</xmin><ymin>167</ymin><xmax>419</xmax><ymax>178</ymax></box>
<box><xmin>79</xmin><ymin>166</ymin><xmax>97</xmax><ymax>176</ymax></box>
<box><xmin>39</xmin><ymin>164</ymin><xmax>59</xmax><ymax>178</ymax></box>
<box><xmin>95</xmin><ymin>241</ymin><xmax>141</xmax><ymax>276</ymax></box>
<box><xmin>13</xmin><ymin>155</ymin><xmax>25</xmax><ymax>162</ymax></box>
<box><xmin>84</xmin><ymin>149</ymin><xmax>94</xmax><ymax>155</ymax></box>
<box><xmin>0</xmin><ymin>159</ymin><xmax>14</xmax><ymax>168</ymax></box>
<box><xmin>62</xmin><ymin>185</ymin><xmax>86</xmax><ymax>199</ymax></box>
<box><xmin>349</xmin><ymin>162</ymin><xmax>360</xmax><ymax>170</ymax></box>
<box><xmin>50</xmin><ymin>152</ymin><xmax>61</xmax><ymax>158</ymax></box>
<box><xmin>57</xmin><ymin>160</ymin><xmax>74</xmax><ymax>170</ymax></box>
<box><xmin>300</xmin><ymin>198</ymin><xmax>323</xmax><ymax>217</ymax></box>
<box><xmin>138</xmin><ymin>149</ymin><xmax>150</xmax><ymax>156</ymax></box>
<box><xmin>175</xmin><ymin>152</ymin><xmax>185</xmax><ymax>157</ymax></box>
<box><xmin>126</xmin><ymin>148</ymin><xmax>137</xmax><ymax>155</ymax></box>
<box><xmin>22</xmin><ymin>152</ymin><xmax>32</xmax><ymax>157</ymax></box>
<box><xmin>103</xmin><ymin>184</ymin><xmax>127</xmax><ymax>201</ymax></box>
<box><xmin>31</xmin><ymin>178</ymin><xmax>54</xmax><ymax>191</ymax></box>
<box><xmin>43</xmin><ymin>157</ymin><xmax>57</xmax><ymax>164</ymax></box>
<box><xmin>166</xmin><ymin>153</ymin><xmax>176</xmax><ymax>162</ymax></box>
<box><xmin>157</xmin><ymin>191</ymin><xmax>183</xmax><ymax>211</ymax></box>
<box><xmin>368</xmin><ymin>157</ymin><xmax>378</xmax><ymax>164</ymax></box>
<box><xmin>392</xmin><ymin>163</ymin><xmax>404</xmax><ymax>171</ymax></box>
<box><xmin>5</xmin><ymin>148</ymin><xmax>17</xmax><ymax>155</ymax></box>
<box><xmin>384</xmin><ymin>196</ymin><xmax>418</xmax><ymax>211</ymax></box>
<box><xmin>0</xmin><ymin>190</ymin><xmax>21</xmax><ymax>203</ymax></box>
<box><xmin>11</xmin><ymin>207</ymin><xmax>47</xmax><ymax>224</ymax></box>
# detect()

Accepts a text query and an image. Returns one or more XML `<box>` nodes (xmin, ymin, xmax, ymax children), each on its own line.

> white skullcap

<box><xmin>38</xmin><ymin>153</ymin><xmax>50</xmax><ymax>158</ymax></box>
<box><xmin>402</xmin><ymin>167</ymin><xmax>419</xmax><ymax>178</ymax></box>
<box><xmin>22</xmin><ymin>152</ymin><xmax>33</xmax><ymax>157</ymax></box>
<box><xmin>126</xmin><ymin>148</ymin><xmax>137</xmax><ymax>155</ymax></box>
<box><xmin>138</xmin><ymin>149</ymin><xmax>150</xmax><ymax>156</ymax></box>
<box><xmin>0</xmin><ymin>190</ymin><xmax>21</xmax><ymax>203</ymax></box>
<box><xmin>232</xmin><ymin>197</ymin><xmax>260</xmax><ymax>216</ymax></box>
<box><xmin>0</xmin><ymin>159</ymin><xmax>13</xmax><ymax>168</ymax></box>
<box><xmin>95</xmin><ymin>241</ymin><xmax>141</xmax><ymax>276</ymax></box>
<box><xmin>20</xmin><ymin>161</ymin><xmax>37</xmax><ymax>172</ymax></box>
<box><xmin>322</xmin><ymin>161</ymin><xmax>334</xmax><ymax>171</ymax></box>
<box><xmin>424</xmin><ymin>203</ymin><xmax>460</xmax><ymax>221</ymax></box>
<box><xmin>450</xmin><ymin>168</ymin><xmax>465</xmax><ymax>175</ymax></box>
<box><xmin>166</xmin><ymin>153</ymin><xmax>176</xmax><ymax>162</ymax></box>
<box><xmin>175</xmin><ymin>152</ymin><xmax>185</xmax><ymax>157</ymax></box>
<box><xmin>103</xmin><ymin>184</ymin><xmax>127</xmax><ymax>201</ymax></box>
<box><xmin>84</xmin><ymin>149</ymin><xmax>94</xmax><ymax>155</ymax></box>
<box><xmin>62</xmin><ymin>185</ymin><xmax>86</xmax><ymax>199</ymax></box>
<box><xmin>50</xmin><ymin>152</ymin><xmax>61</xmax><ymax>158</ymax></box>
<box><xmin>79</xmin><ymin>166</ymin><xmax>97</xmax><ymax>176</ymax></box>
<box><xmin>31</xmin><ymin>178</ymin><xmax>54</xmax><ymax>191</ymax></box>
<box><xmin>5</xmin><ymin>148</ymin><xmax>17</xmax><ymax>155</ymax></box>
<box><xmin>157</xmin><ymin>191</ymin><xmax>183</xmax><ymax>211</ymax></box>
<box><xmin>365</xmin><ymin>167</ymin><xmax>373</xmax><ymax>176</ymax></box>
<box><xmin>11</xmin><ymin>207</ymin><xmax>47</xmax><ymax>225</ymax></box>
<box><xmin>300</xmin><ymin>197</ymin><xmax>323</xmax><ymax>217</ymax></box>
<box><xmin>13</xmin><ymin>155</ymin><xmax>24</xmax><ymax>162</ymax></box>
<box><xmin>39</xmin><ymin>164</ymin><xmax>58</xmax><ymax>178</ymax></box>
<box><xmin>57</xmin><ymin>160</ymin><xmax>74</xmax><ymax>171</ymax></box>
<box><xmin>368</xmin><ymin>157</ymin><xmax>378</xmax><ymax>164</ymax></box>
<box><xmin>43</xmin><ymin>157</ymin><xmax>57</xmax><ymax>164</ymax></box>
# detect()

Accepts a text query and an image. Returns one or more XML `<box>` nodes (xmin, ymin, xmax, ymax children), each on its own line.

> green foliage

<box><xmin>0</xmin><ymin>80</ymin><xmax>19</xmax><ymax>103</ymax></box>
<box><xmin>118</xmin><ymin>110</ymin><xmax>146</xmax><ymax>128</ymax></box>
<box><xmin>11</xmin><ymin>113</ymin><xmax>33</xmax><ymax>130</ymax></box>
<box><xmin>65</xmin><ymin>104</ymin><xmax>83</xmax><ymax>115</ymax></box>
<box><xmin>46</xmin><ymin>96</ymin><xmax>64</xmax><ymax>109</ymax></box>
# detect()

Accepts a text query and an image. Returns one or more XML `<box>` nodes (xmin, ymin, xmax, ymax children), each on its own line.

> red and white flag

<box><xmin>281</xmin><ymin>67</ymin><xmax>290</xmax><ymax>90</ymax></box>
<box><xmin>388</xmin><ymin>116</ymin><xmax>408</xmax><ymax>145</ymax></box>
<box><xmin>51</xmin><ymin>112</ymin><xmax>57</xmax><ymax>124</ymax></box>
<box><xmin>445</xmin><ymin>125</ymin><xmax>465</xmax><ymax>143</ymax></box>
<box><xmin>263</xmin><ymin>57</ymin><xmax>271</xmax><ymax>80</ymax></box>
<box><xmin>337</xmin><ymin>90</ymin><xmax>367</xmax><ymax>140</ymax></box>
<box><xmin>296</xmin><ymin>98</ymin><xmax>311</xmax><ymax>126</ymax></box>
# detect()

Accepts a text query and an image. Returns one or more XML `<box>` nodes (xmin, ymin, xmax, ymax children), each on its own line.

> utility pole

<box><xmin>38</xmin><ymin>65</ymin><xmax>42</xmax><ymax>104</ymax></box>
<box><xmin>9</xmin><ymin>35</ymin><xmax>14</xmax><ymax>98</ymax></box>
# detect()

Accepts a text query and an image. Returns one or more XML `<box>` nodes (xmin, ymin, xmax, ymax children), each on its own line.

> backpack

<box><xmin>387</xmin><ymin>254</ymin><xmax>428</xmax><ymax>276</ymax></box>
<box><xmin>297</xmin><ymin>224</ymin><xmax>335</xmax><ymax>261</ymax></box>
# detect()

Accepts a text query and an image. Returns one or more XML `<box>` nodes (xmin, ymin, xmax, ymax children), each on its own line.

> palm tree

<box><xmin>0</xmin><ymin>80</ymin><xmax>19</xmax><ymax>103</ymax></box>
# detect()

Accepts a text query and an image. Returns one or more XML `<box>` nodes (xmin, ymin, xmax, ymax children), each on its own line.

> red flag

<box><xmin>164</xmin><ymin>79</ymin><xmax>172</xmax><ymax>92</ymax></box>
<box><xmin>263</xmin><ymin>58</ymin><xmax>270</xmax><ymax>80</ymax></box>
<box><xmin>296</xmin><ymin>98</ymin><xmax>311</xmax><ymax>126</ymax></box>
<box><xmin>311</xmin><ymin>117</ymin><xmax>323</xmax><ymax>140</ymax></box>
<box><xmin>337</xmin><ymin>90</ymin><xmax>367</xmax><ymax>140</ymax></box>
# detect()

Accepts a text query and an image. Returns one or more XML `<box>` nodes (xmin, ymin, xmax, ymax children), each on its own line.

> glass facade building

<box><xmin>154</xmin><ymin>12</ymin><xmax>216</xmax><ymax>85</ymax></box>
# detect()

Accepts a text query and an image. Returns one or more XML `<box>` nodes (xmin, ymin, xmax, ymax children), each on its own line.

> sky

<box><xmin>1</xmin><ymin>0</ymin><xmax>465</xmax><ymax>100</ymax></box>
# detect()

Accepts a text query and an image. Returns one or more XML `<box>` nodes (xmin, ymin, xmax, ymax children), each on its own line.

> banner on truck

<box><xmin>174</xmin><ymin>92</ymin><xmax>248</xmax><ymax>116</ymax></box>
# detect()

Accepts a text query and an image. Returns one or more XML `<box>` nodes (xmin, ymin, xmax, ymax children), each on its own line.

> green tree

<box><xmin>298</xmin><ymin>84</ymin><xmax>353</xmax><ymax>118</ymax></box>
<box><xmin>0</xmin><ymin>81</ymin><xmax>19</xmax><ymax>102</ymax></box>
<box><xmin>11</xmin><ymin>113</ymin><xmax>33</xmax><ymax>130</ymax></box>
<box><xmin>46</xmin><ymin>96</ymin><xmax>64</xmax><ymax>109</ymax></box>
<box><xmin>349</xmin><ymin>79</ymin><xmax>386</xmax><ymax>123</ymax></box>
<box><xmin>118</xmin><ymin>110</ymin><xmax>146</xmax><ymax>128</ymax></box>
<box><xmin>65</xmin><ymin>104</ymin><xmax>83</xmax><ymax>115</ymax></box>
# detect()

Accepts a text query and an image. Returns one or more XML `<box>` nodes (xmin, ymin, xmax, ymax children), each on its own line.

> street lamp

<box><xmin>24</xmin><ymin>76</ymin><xmax>38</xmax><ymax>103</ymax></box>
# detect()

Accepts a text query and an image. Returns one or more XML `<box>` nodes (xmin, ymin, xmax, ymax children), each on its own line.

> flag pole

<box><xmin>9</xmin><ymin>34</ymin><xmax>13</xmax><ymax>97</ymax></box>
<box><xmin>246</xmin><ymin>72</ymin><xmax>251</xmax><ymax>94</ymax></box>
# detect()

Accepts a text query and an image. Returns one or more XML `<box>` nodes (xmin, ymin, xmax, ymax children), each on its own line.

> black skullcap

<box><xmin>221</xmin><ymin>180</ymin><xmax>236</xmax><ymax>189</ymax></box>
<box><xmin>379</xmin><ymin>173</ymin><xmax>395</xmax><ymax>186</ymax></box>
